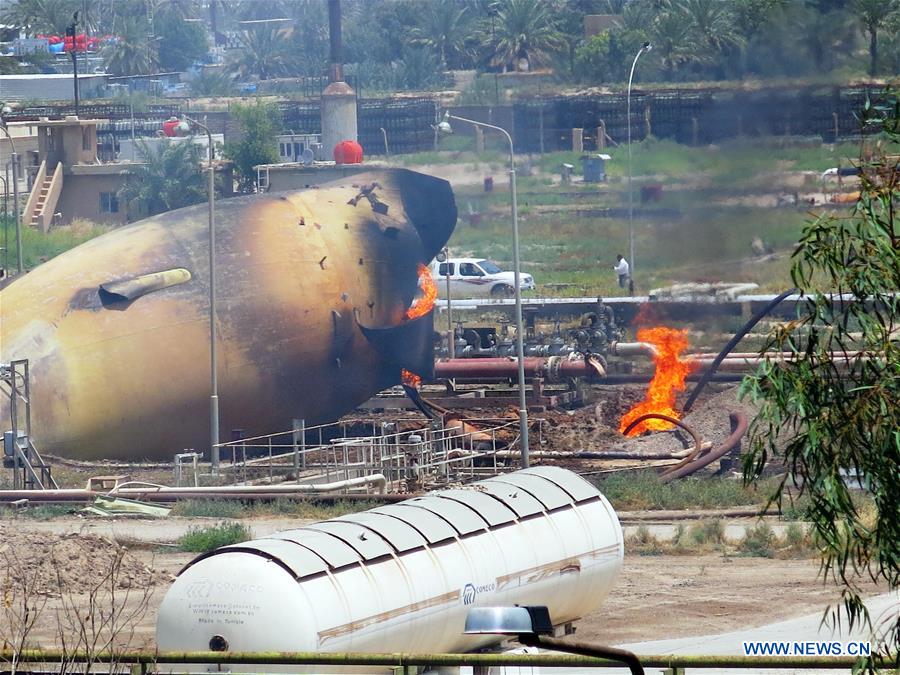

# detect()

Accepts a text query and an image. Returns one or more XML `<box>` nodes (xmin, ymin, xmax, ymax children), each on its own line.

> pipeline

<box><xmin>0</xmin><ymin>476</ymin><xmax>405</xmax><ymax>506</ymax></box>
<box><xmin>610</xmin><ymin>341</ymin><xmax>658</xmax><ymax>359</ymax></box>
<box><xmin>110</xmin><ymin>474</ymin><xmax>387</xmax><ymax>496</ymax></box>
<box><xmin>433</xmin><ymin>355</ymin><xmax>606</xmax><ymax>382</ymax></box>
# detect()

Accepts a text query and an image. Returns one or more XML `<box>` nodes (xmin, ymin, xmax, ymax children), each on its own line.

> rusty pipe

<box><xmin>659</xmin><ymin>411</ymin><xmax>748</xmax><ymax>482</ymax></box>
<box><xmin>0</xmin><ymin>488</ymin><xmax>413</xmax><ymax>505</ymax></box>
<box><xmin>622</xmin><ymin>413</ymin><xmax>703</xmax><ymax>455</ymax></box>
<box><xmin>433</xmin><ymin>356</ymin><xmax>604</xmax><ymax>383</ymax></box>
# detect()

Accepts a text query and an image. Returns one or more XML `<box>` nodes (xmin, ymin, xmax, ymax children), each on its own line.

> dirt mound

<box><xmin>0</xmin><ymin>524</ymin><xmax>172</xmax><ymax>597</ymax></box>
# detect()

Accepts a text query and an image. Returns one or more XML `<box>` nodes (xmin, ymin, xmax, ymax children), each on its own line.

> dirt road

<box><xmin>1</xmin><ymin>516</ymin><xmax>885</xmax><ymax>652</ymax></box>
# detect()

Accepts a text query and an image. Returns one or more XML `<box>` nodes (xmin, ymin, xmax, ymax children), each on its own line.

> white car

<box><xmin>430</xmin><ymin>257</ymin><xmax>535</xmax><ymax>299</ymax></box>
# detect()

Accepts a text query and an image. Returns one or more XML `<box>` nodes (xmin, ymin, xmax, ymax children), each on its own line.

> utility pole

<box><xmin>66</xmin><ymin>12</ymin><xmax>80</xmax><ymax>116</ymax></box>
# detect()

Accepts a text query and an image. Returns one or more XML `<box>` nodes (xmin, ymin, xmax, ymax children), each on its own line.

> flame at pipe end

<box><xmin>401</xmin><ymin>368</ymin><xmax>422</xmax><ymax>389</ymax></box>
<box><xmin>405</xmin><ymin>263</ymin><xmax>437</xmax><ymax>320</ymax></box>
<box><xmin>619</xmin><ymin>326</ymin><xmax>695</xmax><ymax>436</ymax></box>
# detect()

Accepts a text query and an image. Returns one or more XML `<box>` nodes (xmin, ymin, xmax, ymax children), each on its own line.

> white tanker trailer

<box><xmin>157</xmin><ymin>466</ymin><xmax>623</xmax><ymax>659</ymax></box>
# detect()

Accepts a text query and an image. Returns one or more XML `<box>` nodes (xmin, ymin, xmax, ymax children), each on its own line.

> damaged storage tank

<box><xmin>156</xmin><ymin>466</ymin><xmax>623</xmax><ymax>655</ymax></box>
<box><xmin>0</xmin><ymin>169</ymin><xmax>454</xmax><ymax>460</ymax></box>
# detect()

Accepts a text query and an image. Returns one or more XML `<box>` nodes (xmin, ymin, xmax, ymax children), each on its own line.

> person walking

<box><xmin>614</xmin><ymin>254</ymin><xmax>631</xmax><ymax>290</ymax></box>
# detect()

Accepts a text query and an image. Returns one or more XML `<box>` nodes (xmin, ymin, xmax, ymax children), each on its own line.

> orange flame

<box><xmin>405</xmin><ymin>263</ymin><xmax>437</xmax><ymax>320</ymax></box>
<box><xmin>619</xmin><ymin>326</ymin><xmax>695</xmax><ymax>436</ymax></box>
<box><xmin>401</xmin><ymin>368</ymin><xmax>422</xmax><ymax>389</ymax></box>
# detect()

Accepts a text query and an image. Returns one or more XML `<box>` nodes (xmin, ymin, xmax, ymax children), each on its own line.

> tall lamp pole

<box><xmin>626</xmin><ymin>42</ymin><xmax>651</xmax><ymax>286</ymax></box>
<box><xmin>176</xmin><ymin>116</ymin><xmax>219</xmax><ymax>473</ymax></box>
<box><xmin>67</xmin><ymin>12</ymin><xmax>80</xmax><ymax>116</ymax></box>
<box><xmin>0</xmin><ymin>120</ymin><xmax>22</xmax><ymax>275</ymax></box>
<box><xmin>438</xmin><ymin>112</ymin><xmax>529</xmax><ymax>468</ymax></box>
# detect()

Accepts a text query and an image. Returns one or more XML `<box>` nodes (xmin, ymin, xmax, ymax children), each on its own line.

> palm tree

<box><xmin>482</xmin><ymin>0</ymin><xmax>566</xmax><ymax>72</ymax></box>
<box><xmin>795</xmin><ymin>4</ymin><xmax>856</xmax><ymax>73</ymax></box>
<box><xmin>679</xmin><ymin>0</ymin><xmax>744</xmax><ymax>77</ymax></box>
<box><xmin>227</xmin><ymin>28</ymin><xmax>293</xmax><ymax>80</ymax></box>
<box><xmin>187</xmin><ymin>68</ymin><xmax>235</xmax><ymax>97</ymax></box>
<box><xmin>853</xmin><ymin>0</ymin><xmax>900</xmax><ymax>75</ymax></box>
<box><xmin>648</xmin><ymin>5</ymin><xmax>696</xmax><ymax>80</ymax></box>
<box><xmin>681</xmin><ymin>0</ymin><xmax>743</xmax><ymax>53</ymax></box>
<box><xmin>119</xmin><ymin>138</ymin><xmax>206</xmax><ymax>217</ymax></box>
<box><xmin>102</xmin><ymin>17</ymin><xmax>158</xmax><ymax>75</ymax></box>
<box><xmin>0</xmin><ymin>0</ymin><xmax>81</xmax><ymax>35</ymax></box>
<box><xmin>409</xmin><ymin>0</ymin><xmax>473</xmax><ymax>69</ymax></box>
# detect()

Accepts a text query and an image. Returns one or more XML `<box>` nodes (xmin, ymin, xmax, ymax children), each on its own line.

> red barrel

<box><xmin>162</xmin><ymin>118</ymin><xmax>180</xmax><ymax>138</ymax></box>
<box><xmin>333</xmin><ymin>140</ymin><xmax>363</xmax><ymax>164</ymax></box>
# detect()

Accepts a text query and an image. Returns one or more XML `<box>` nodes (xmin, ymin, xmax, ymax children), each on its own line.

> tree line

<box><xmin>1</xmin><ymin>0</ymin><xmax>898</xmax><ymax>87</ymax></box>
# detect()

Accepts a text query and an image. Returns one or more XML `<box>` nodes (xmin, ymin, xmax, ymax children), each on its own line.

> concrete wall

<box><xmin>0</xmin><ymin>74</ymin><xmax>107</xmax><ymax>102</ymax></box>
<box><xmin>56</xmin><ymin>173</ymin><xmax>129</xmax><ymax>226</ymax></box>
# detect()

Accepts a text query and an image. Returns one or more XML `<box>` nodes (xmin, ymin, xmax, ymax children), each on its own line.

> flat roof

<box><xmin>0</xmin><ymin>73</ymin><xmax>106</xmax><ymax>80</ymax></box>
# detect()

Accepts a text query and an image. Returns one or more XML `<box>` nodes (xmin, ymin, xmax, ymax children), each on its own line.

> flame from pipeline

<box><xmin>619</xmin><ymin>326</ymin><xmax>695</xmax><ymax>436</ymax></box>
<box><xmin>401</xmin><ymin>368</ymin><xmax>422</xmax><ymax>389</ymax></box>
<box><xmin>405</xmin><ymin>263</ymin><xmax>437</xmax><ymax>321</ymax></box>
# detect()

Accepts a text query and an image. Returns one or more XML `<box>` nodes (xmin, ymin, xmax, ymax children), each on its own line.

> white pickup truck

<box><xmin>430</xmin><ymin>257</ymin><xmax>535</xmax><ymax>298</ymax></box>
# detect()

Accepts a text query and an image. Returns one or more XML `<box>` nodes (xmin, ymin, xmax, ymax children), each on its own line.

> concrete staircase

<box><xmin>30</xmin><ymin>172</ymin><xmax>54</xmax><ymax>227</ymax></box>
<box><xmin>22</xmin><ymin>161</ymin><xmax>63</xmax><ymax>233</ymax></box>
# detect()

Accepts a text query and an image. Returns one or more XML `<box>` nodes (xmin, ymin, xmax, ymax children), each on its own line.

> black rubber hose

<box><xmin>660</xmin><ymin>411</ymin><xmax>748</xmax><ymax>482</ymax></box>
<box><xmin>622</xmin><ymin>412</ymin><xmax>703</xmax><ymax>455</ymax></box>
<box><xmin>683</xmin><ymin>288</ymin><xmax>796</xmax><ymax>413</ymax></box>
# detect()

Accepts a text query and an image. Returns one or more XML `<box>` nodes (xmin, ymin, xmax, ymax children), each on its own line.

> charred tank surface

<box><xmin>0</xmin><ymin>169</ymin><xmax>456</xmax><ymax>460</ymax></box>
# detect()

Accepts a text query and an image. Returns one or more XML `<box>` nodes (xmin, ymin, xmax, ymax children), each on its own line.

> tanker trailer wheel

<box><xmin>491</xmin><ymin>284</ymin><xmax>515</xmax><ymax>298</ymax></box>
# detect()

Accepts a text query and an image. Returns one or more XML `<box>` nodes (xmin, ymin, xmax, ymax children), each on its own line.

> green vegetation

<box><xmin>0</xmin><ymin>504</ymin><xmax>73</xmax><ymax>520</ymax></box>
<box><xmin>222</xmin><ymin>100</ymin><xmax>281</xmax><ymax>193</ymax></box>
<box><xmin>737</xmin><ymin>521</ymin><xmax>777</xmax><ymax>557</ymax></box>
<box><xmin>177</xmin><ymin>522</ymin><xmax>251</xmax><ymax>553</ymax></box>
<box><xmin>171</xmin><ymin>500</ymin><xmax>245</xmax><ymax>519</ymax></box>
<box><xmin>118</xmin><ymin>139</ymin><xmax>207</xmax><ymax>217</ymax></box>
<box><xmin>171</xmin><ymin>498</ymin><xmax>379</xmax><ymax>520</ymax></box>
<box><xmin>0</xmin><ymin>218</ymin><xmax>109</xmax><ymax>272</ymax></box>
<box><xmin>595</xmin><ymin>471</ymin><xmax>780</xmax><ymax>511</ymax></box>
<box><xmin>626</xmin><ymin>519</ymin><xmax>816</xmax><ymax>558</ymax></box>
<box><xmin>741</xmin><ymin>94</ymin><xmax>899</xmax><ymax>661</ymax></box>
<box><xmin>3</xmin><ymin>0</ymin><xmax>897</xmax><ymax>82</ymax></box>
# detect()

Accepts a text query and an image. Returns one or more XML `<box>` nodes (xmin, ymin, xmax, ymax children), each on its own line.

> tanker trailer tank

<box><xmin>156</xmin><ymin>466</ymin><xmax>623</xmax><ymax>662</ymax></box>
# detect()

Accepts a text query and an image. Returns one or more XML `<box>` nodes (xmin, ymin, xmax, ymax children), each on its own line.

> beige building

<box><xmin>18</xmin><ymin>117</ymin><xmax>232</xmax><ymax>231</ymax></box>
<box><xmin>19</xmin><ymin>116</ymin><xmax>136</xmax><ymax>230</ymax></box>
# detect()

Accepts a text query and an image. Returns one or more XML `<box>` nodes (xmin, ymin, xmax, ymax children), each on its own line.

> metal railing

<box><xmin>213</xmin><ymin>416</ymin><xmax>539</xmax><ymax>492</ymax></box>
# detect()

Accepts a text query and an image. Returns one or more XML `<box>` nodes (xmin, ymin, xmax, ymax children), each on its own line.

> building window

<box><xmin>100</xmin><ymin>192</ymin><xmax>119</xmax><ymax>213</ymax></box>
<box><xmin>82</xmin><ymin>128</ymin><xmax>91</xmax><ymax>151</ymax></box>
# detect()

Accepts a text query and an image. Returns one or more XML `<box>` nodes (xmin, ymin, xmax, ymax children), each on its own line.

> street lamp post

<box><xmin>626</xmin><ymin>41</ymin><xmax>651</xmax><ymax>287</ymax></box>
<box><xmin>66</xmin><ymin>12</ymin><xmax>81</xmax><ymax>116</ymax></box>
<box><xmin>438</xmin><ymin>112</ymin><xmax>529</xmax><ymax>467</ymax></box>
<box><xmin>0</xmin><ymin>119</ymin><xmax>22</xmax><ymax>275</ymax></box>
<box><xmin>176</xmin><ymin>115</ymin><xmax>219</xmax><ymax>473</ymax></box>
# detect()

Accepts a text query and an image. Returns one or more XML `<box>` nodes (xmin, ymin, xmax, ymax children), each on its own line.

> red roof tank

<box><xmin>333</xmin><ymin>140</ymin><xmax>363</xmax><ymax>165</ymax></box>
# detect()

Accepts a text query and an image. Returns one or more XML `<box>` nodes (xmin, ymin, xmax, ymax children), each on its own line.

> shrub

<box><xmin>625</xmin><ymin>525</ymin><xmax>663</xmax><ymax>555</ymax></box>
<box><xmin>177</xmin><ymin>522</ymin><xmax>250</xmax><ymax>553</ymax></box>
<box><xmin>738</xmin><ymin>522</ymin><xmax>777</xmax><ymax>557</ymax></box>
<box><xmin>690</xmin><ymin>519</ymin><xmax>726</xmax><ymax>546</ymax></box>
